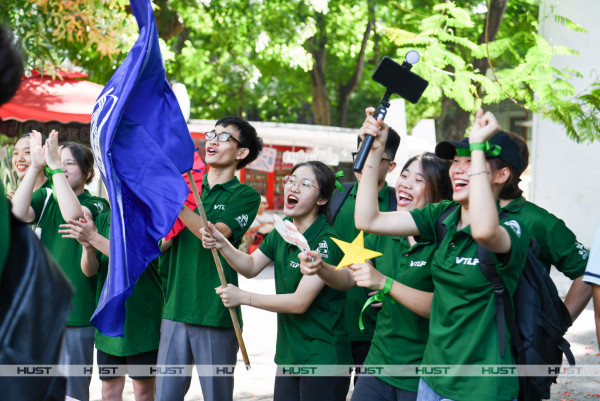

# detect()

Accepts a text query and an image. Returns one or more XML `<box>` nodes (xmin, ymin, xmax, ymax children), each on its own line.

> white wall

<box><xmin>532</xmin><ymin>0</ymin><xmax>600</xmax><ymax>247</ymax></box>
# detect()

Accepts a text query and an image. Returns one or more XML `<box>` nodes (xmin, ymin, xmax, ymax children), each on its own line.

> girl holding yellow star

<box><xmin>200</xmin><ymin>160</ymin><xmax>352</xmax><ymax>401</ymax></box>
<box><xmin>301</xmin><ymin>151</ymin><xmax>452</xmax><ymax>401</ymax></box>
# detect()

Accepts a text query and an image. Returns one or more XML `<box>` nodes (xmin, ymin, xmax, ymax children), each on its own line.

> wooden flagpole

<box><xmin>186</xmin><ymin>171</ymin><xmax>251</xmax><ymax>369</ymax></box>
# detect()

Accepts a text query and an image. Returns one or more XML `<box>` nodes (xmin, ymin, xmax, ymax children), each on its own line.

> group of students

<box><xmin>4</xmin><ymin>107</ymin><xmax>598</xmax><ymax>401</ymax></box>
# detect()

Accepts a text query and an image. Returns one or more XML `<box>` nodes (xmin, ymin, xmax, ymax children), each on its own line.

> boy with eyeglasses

<box><xmin>328</xmin><ymin>128</ymin><xmax>400</xmax><ymax>388</ymax></box>
<box><xmin>155</xmin><ymin>116</ymin><xmax>263</xmax><ymax>401</ymax></box>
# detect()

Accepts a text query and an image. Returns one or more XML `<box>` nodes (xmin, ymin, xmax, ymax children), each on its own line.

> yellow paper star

<box><xmin>331</xmin><ymin>231</ymin><xmax>382</xmax><ymax>270</ymax></box>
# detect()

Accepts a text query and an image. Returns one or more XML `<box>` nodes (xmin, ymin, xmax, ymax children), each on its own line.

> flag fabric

<box><xmin>164</xmin><ymin>151</ymin><xmax>206</xmax><ymax>241</ymax></box>
<box><xmin>89</xmin><ymin>0</ymin><xmax>194</xmax><ymax>336</ymax></box>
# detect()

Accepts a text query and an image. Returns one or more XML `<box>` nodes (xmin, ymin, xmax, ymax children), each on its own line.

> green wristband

<box><xmin>469</xmin><ymin>142</ymin><xmax>486</xmax><ymax>152</ymax></box>
<box><xmin>44</xmin><ymin>167</ymin><xmax>64</xmax><ymax>177</ymax></box>
<box><xmin>381</xmin><ymin>276</ymin><xmax>393</xmax><ymax>295</ymax></box>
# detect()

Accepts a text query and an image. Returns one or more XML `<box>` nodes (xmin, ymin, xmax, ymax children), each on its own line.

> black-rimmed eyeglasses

<box><xmin>205</xmin><ymin>130</ymin><xmax>242</xmax><ymax>145</ymax></box>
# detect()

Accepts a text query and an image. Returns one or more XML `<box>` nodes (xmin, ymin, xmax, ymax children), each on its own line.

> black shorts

<box><xmin>97</xmin><ymin>349</ymin><xmax>158</xmax><ymax>381</ymax></box>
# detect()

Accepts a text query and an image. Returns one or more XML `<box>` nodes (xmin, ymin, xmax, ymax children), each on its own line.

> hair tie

<box><xmin>334</xmin><ymin>171</ymin><xmax>344</xmax><ymax>193</ymax></box>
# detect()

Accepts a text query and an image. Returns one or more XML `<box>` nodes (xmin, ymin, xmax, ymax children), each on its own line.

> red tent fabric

<box><xmin>0</xmin><ymin>71</ymin><xmax>103</xmax><ymax>123</ymax></box>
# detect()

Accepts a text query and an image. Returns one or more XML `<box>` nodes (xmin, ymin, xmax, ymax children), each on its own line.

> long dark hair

<box><xmin>290</xmin><ymin>161</ymin><xmax>335</xmax><ymax>221</ymax></box>
<box><xmin>61</xmin><ymin>142</ymin><xmax>95</xmax><ymax>184</ymax></box>
<box><xmin>401</xmin><ymin>152</ymin><xmax>452</xmax><ymax>203</ymax></box>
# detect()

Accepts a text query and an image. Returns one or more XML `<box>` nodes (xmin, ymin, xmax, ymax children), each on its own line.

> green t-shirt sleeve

<box><xmin>216</xmin><ymin>187</ymin><xmax>260</xmax><ymax>243</ymax></box>
<box><xmin>81</xmin><ymin>196</ymin><xmax>110</xmax><ymax>220</ymax></box>
<box><xmin>540</xmin><ymin>218</ymin><xmax>589</xmax><ymax>279</ymax></box>
<box><xmin>257</xmin><ymin>229</ymin><xmax>278</xmax><ymax>260</ymax></box>
<box><xmin>492</xmin><ymin>217</ymin><xmax>529</xmax><ymax>273</ymax></box>
<box><xmin>410</xmin><ymin>200</ymin><xmax>455</xmax><ymax>243</ymax></box>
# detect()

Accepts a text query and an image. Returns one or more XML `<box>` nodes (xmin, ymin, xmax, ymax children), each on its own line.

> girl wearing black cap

<box><xmin>354</xmin><ymin>108</ymin><xmax>528</xmax><ymax>401</ymax></box>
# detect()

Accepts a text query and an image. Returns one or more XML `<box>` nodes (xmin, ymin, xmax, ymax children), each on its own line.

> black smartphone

<box><xmin>371</xmin><ymin>56</ymin><xmax>429</xmax><ymax>104</ymax></box>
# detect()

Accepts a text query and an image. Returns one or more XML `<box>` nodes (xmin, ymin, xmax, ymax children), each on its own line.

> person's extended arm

<box><xmin>565</xmin><ymin>276</ymin><xmax>593</xmax><ymax>321</ymax></box>
<box><xmin>354</xmin><ymin>107</ymin><xmax>420</xmax><ymax>237</ymax></box>
<box><xmin>216</xmin><ymin>273</ymin><xmax>325</xmax><ymax>314</ymax></box>
<box><xmin>299</xmin><ymin>250</ymin><xmax>355</xmax><ymax>291</ymax></box>
<box><xmin>201</xmin><ymin>221</ymin><xmax>271</xmax><ymax>278</ymax></box>
<box><xmin>349</xmin><ymin>262</ymin><xmax>432</xmax><ymax>318</ymax></box>
<box><xmin>45</xmin><ymin>131</ymin><xmax>84</xmax><ymax>222</ymax></box>
<box><xmin>468</xmin><ymin>110</ymin><xmax>511</xmax><ymax>254</ymax></box>
<box><xmin>11</xmin><ymin>130</ymin><xmax>45</xmax><ymax>222</ymax></box>
<box><xmin>180</xmin><ymin>206</ymin><xmax>233</xmax><ymax>241</ymax></box>
<box><xmin>592</xmin><ymin>284</ymin><xmax>600</xmax><ymax>349</ymax></box>
<box><xmin>81</xmin><ymin>243</ymin><xmax>100</xmax><ymax>277</ymax></box>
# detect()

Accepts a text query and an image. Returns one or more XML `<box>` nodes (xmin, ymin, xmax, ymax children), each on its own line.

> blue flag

<box><xmin>89</xmin><ymin>0</ymin><xmax>194</xmax><ymax>336</ymax></box>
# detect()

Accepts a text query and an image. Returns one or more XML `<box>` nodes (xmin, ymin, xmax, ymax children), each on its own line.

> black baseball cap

<box><xmin>435</xmin><ymin>131</ymin><xmax>524</xmax><ymax>175</ymax></box>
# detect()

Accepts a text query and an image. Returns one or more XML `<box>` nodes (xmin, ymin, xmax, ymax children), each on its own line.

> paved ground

<box><xmin>90</xmin><ymin>266</ymin><xmax>599</xmax><ymax>401</ymax></box>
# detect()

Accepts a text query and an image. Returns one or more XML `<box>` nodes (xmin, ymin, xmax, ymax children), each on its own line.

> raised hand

<box><xmin>357</xmin><ymin>107</ymin><xmax>390</xmax><ymax>152</ymax></box>
<box><xmin>29</xmin><ymin>130</ymin><xmax>46</xmax><ymax>170</ymax></box>
<box><xmin>215</xmin><ymin>283</ymin><xmax>246</xmax><ymax>308</ymax></box>
<box><xmin>469</xmin><ymin>109</ymin><xmax>500</xmax><ymax>144</ymax></box>
<box><xmin>44</xmin><ymin>130</ymin><xmax>61</xmax><ymax>170</ymax></box>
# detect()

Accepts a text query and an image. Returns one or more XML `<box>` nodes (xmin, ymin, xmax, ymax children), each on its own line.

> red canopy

<box><xmin>0</xmin><ymin>71</ymin><xmax>104</xmax><ymax>124</ymax></box>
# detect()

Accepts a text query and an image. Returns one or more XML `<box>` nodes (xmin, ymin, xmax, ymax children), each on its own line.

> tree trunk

<box><xmin>438</xmin><ymin>0</ymin><xmax>508</xmax><ymax>141</ymax></box>
<box><xmin>337</xmin><ymin>1</ymin><xmax>375</xmax><ymax>127</ymax></box>
<box><xmin>307</xmin><ymin>13</ymin><xmax>330</xmax><ymax>126</ymax></box>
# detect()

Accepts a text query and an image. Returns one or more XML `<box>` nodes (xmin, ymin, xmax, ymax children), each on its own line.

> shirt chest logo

<box><xmin>410</xmin><ymin>261</ymin><xmax>427</xmax><ymax>267</ymax></box>
<box><xmin>455</xmin><ymin>257</ymin><xmax>479</xmax><ymax>266</ymax></box>
<box><xmin>503</xmin><ymin>220</ymin><xmax>521</xmax><ymax>238</ymax></box>
<box><xmin>93</xmin><ymin>202</ymin><xmax>105</xmax><ymax>213</ymax></box>
<box><xmin>317</xmin><ymin>240</ymin><xmax>329</xmax><ymax>258</ymax></box>
<box><xmin>235</xmin><ymin>214</ymin><xmax>249</xmax><ymax>228</ymax></box>
<box><xmin>289</xmin><ymin>261</ymin><xmax>300</xmax><ymax>269</ymax></box>
<box><xmin>214</xmin><ymin>204</ymin><xmax>226</xmax><ymax>211</ymax></box>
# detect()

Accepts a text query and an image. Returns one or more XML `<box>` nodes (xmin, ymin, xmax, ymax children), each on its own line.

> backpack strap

<box><xmin>435</xmin><ymin>205</ymin><xmax>458</xmax><ymax>247</ymax></box>
<box><xmin>328</xmin><ymin>182</ymin><xmax>354</xmax><ymax>222</ymax></box>
<box><xmin>388</xmin><ymin>186</ymin><xmax>397</xmax><ymax>212</ymax></box>
<box><xmin>476</xmin><ymin>211</ymin><xmax>522</xmax><ymax>358</ymax></box>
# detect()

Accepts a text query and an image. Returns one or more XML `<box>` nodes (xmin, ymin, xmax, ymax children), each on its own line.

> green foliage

<box><xmin>384</xmin><ymin>1</ymin><xmax>600</xmax><ymax>142</ymax></box>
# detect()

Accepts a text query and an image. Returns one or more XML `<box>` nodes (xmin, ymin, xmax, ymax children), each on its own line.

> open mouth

<box><xmin>15</xmin><ymin>164</ymin><xmax>28</xmax><ymax>172</ymax></box>
<box><xmin>453</xmin><ymin>178</ymin><xmax>468</xmax><ymax>192</ymax></box>
<box><xmin>286</xmin><ymin>194</ymin><xmax>298</xmax><ymax>209</ymax></box>
<box><xmin>397</xmin><ymin>191</ymin><xmax>413</xmax><ymax>207</ymax></box>
<box><xmin>206</xmin><ymin>146</ymin><xmax>217</xmax><ymax>156</ymax></box>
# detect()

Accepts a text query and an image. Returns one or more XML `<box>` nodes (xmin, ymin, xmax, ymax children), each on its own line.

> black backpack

<box><xmin>436</xmin><ymin>206</ymin><xmax>575</xmax><ymax>401</ymax></box>
<box><xmin>328</xmin><ymin>182</ymin><xmax>396</xmax><ymax>222</ymax></box>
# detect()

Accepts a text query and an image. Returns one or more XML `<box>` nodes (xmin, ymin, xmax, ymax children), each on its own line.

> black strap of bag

<box><xmin>329</xmin><ymin>182</ymin><xmax>397</xmax><ymax>222</ymax></box>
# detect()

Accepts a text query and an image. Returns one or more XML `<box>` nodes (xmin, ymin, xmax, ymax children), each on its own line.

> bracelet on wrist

<box><xmin>468</xmin><ymin>170</ymin><xmax>490</xmax><ymax>177</ymax></box>
<box><xmin>248</xmin><ymin>293</ymin><xmax>252</xmax><ymax>306</ymax></box>
<box><xmin>44</xmin><ymin>167</ymin><xmax>64</xmax><ymax>177</ymax></box>
<box><xmin>381</xmin><ymin>276</ymin><xmax>393</xmax><ymax>295</ymax></box>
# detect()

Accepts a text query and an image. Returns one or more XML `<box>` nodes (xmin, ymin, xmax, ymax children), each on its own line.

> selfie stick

<box><xmin>353</xmin><ymin>51</ymin><xmax>423</xmax><ymax>173</ymax></box>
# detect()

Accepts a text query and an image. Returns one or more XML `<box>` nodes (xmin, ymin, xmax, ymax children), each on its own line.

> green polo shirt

<box><xmin>0</xmin><ymin>182</ymin><xmax>9</xmax><ymax>284</ymax></box>
<box><xmin>333</xmin><ymin>182</ymin><xmax>392</xmax><ymax>342</ymax></box>
<box><xmin>31</xmin><ymin>188</ymin><xmax>109</xmax><ymax>326</ymax></box>
<box><xmin>411</xmin><ymin>200</ymin><xmax>529</xmax><ymax>401</ymax></box>
<box><xmin>501</xmin><ymin>196</ymin><xmax>588</xmax><ymax>278</ymax></box>
<box><xmin>363</xmin><ymin>234</ymin><xmax>434</xmax><ymax>392</ymax></box>
<box><xmin>259</xmin><ymin>214</ymin><xmax>352</xmax><ymax>366</ymax></box>
<box><xmin>162</xmin><ymin>175</ymin><xmax>260</xmax><ymax>327</ymax></box>
<box><xmin>93</xmin><ymin>212</ymin><xmax>163</xmax><ymax>356</ymax></box>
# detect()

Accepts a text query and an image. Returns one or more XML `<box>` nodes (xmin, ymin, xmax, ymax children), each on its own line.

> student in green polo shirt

<box><xmin>354</xmin><ymin>108</ymin><xmax>529</xmax><ymax>401</ymax></box>
<box><xmin>11</xmin><ymin>131</ymin><xmax>109</xmax><ymax>401</ymax></box>
<box><xmin>330</xmin><ymin>128</ymin><xmax>400</xmax><ymax>385</ymax></box>
<box><xmin>155</xmin><ymin>116</ymin><xmax>263</xmax><ymax>401</ymax></box>
<box><xmin>302</xmin><ymin>152</ymin><xmax>452</xmax><ymax>401</ymax></box>
<box><xmin>60</xmin><ymin>210</ymin><xmax>163</xmax><ymax>401</ymax></box>
<box><xmin>499</xmin><ymin>132</ymin><xmax>591</xmax><ymax>321</ymax></box>
<box><xmin>201</xmin><ymin>161</ymin><xmax>352</xmax><ymax>401</ymax></box>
